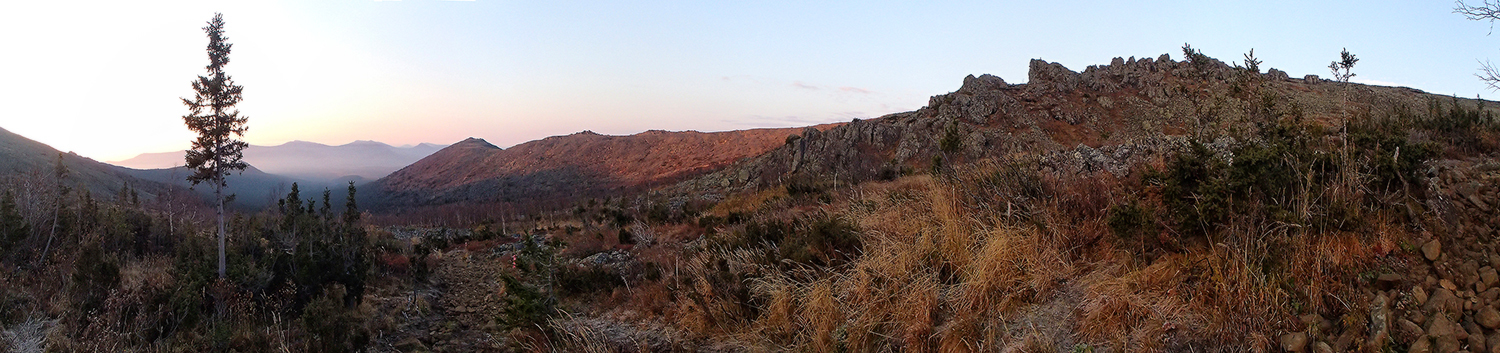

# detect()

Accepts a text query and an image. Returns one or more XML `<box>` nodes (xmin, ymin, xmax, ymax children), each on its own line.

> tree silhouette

<box><xmin>182</xmin><ymin>13</ymin><xmax>249</xmax><ymax>279</ymax></box>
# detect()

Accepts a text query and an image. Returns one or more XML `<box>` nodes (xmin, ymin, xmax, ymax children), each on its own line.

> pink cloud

<box><xmin>838</xmin><ymin>86</ymin><xmax>873</xmax><ymax>94</ymax></box>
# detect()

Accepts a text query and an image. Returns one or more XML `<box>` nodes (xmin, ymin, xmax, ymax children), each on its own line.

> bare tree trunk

<box><xmin>39</xmin><ymin>207</ymin><xmax>57</xmax><ymax>265</ymax></box>
<box><xmin>217</xmin><ymin>177</ymin><xmax>226</xmax><ymax>279</ymax></box>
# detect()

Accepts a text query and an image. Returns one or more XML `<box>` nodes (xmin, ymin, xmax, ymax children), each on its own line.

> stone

<box><xmin>1475</xmin><ymin>332</ymin><xmax>1490</xmax><ymax>353</ymax></box>
<box><xmin>1409</xmin><ymin>337</ymin><xmax>1431</xmax><ymax>353</ymax></box>
<box><xmin>1371</xmin><ymin>294</ymin><xmax>1393</xmax><ymax>347</ymax></box>
<box><xmin>1434</xmin><ymin>335</ymin><xmax>1461</xmax><ymax>353</ymax></box>
<box><xmin>1428</xmin><ymin>313</ymin><xmax>1457</xmax><ymax>340</ymax></box>
<box><xmin>1481</xmin><ymin>306</ymin><xmax>1500</xmax><ymax>329</ymax></box>
<box><xmin>1282</xmin><ymin>331</ymin><xmax>1310</xmax><ymax>353</ymax></box>
<box><xmin>1305</xmin><ymin>74</ymin><xmax>1321</xmax><ymax>83</ymax></box>
<box><xmin>1482</xmin><ymin>267</ymin><xmax>1498</xmax><ymax>289</ymax></box>
<box><xmin>1333</xmin><ymin>331</ymin><xmax>1355</xmax><ymax>352</ymax></box>
<box><xmin>395</xmin><ymin>338</ymin><xmax>428</xmax><ymax>352</ymax></box>
<box><xmin>1488</xmin><ymin>333</ymin><xmax>1500</xmax><ymax>353</ymax></box>
<box><xmin>1461</xmin><ymin>319</ymin><xmax>1477</xmax><ymax>341</ymax></box>
<box><xmin>1425</xmin><ymin>240</ymin><xmax>1444</xmax><ymax>261</ymax></box>
<box><xmin>1028</xmin><ymin>59</ymin><xmax>1081</xmax><ymax>91</ymax></box>
<box><xmin>1268</xmin><ymin>68</ymin><xmax>1290</xmax><ymax>81</ymax></box>
<box><xmin>1428</xmin><ymin>288</ymin><xmax>1462</xmax><ymax>318</ymax></box>
<box><xmin>1398</xmin><ymin>318</ymin><xmax>1426</xmax><ymax>342</ymax></box>
<box><xmin>1442</xmin><ymin>279</ymin><xmax>1459</xmax><ymax>292</ymax></box>
<box><xmin>1417</xmin><ymin>286</ymin><xmax>1431</xmax><ymax>305</ymax></box>
<box><xmin>959</xmin><ymin>74</ymin><xmax>1007</xmax><ymax>93</ymax></box>
<box><xmin>1470</xmin><ymin>193</ymin><xmax>1494</xmax><ymax>213</ymax></box>
<box><xmin>1312</xmin><ymin>341</ymin><xmax>1334</xmax><ymax>353</ymax></box>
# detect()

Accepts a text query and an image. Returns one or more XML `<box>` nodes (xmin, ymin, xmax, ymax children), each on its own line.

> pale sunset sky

<box><xmin>1</xmin><ymin>0</ymin><xmax>1496</xmax><ymax>162</ymax></box>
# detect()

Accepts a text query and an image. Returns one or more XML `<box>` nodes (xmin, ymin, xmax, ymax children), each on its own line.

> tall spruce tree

<box><xmin>182</xmin><ymin>13</ymin><xmax>249</xmax><ymax>279</ymax></box>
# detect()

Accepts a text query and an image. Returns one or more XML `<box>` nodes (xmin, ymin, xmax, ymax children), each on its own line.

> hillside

<box><xmin>112</xmin><ymin>140</ymin><xmax>446</xmax><ymax>181</ymax></box>
<box><xmin>668</xmin><ymin>55</ymin><xmax>1485</xmax><ymax>197</ymax></box>
<box><xmin>364</xmin><ymin>126</ymin><xmax>838</xmax><ymax>210</ymax></box>
<box><xmin>0</xmin><ymin>126</ymin><xmax>176</xmax><ymax>200</ymax></box>
<box><xmin>4</xmin><ymin>51</ymin><xmax>1499</xmax><ymax>353</ymax></box>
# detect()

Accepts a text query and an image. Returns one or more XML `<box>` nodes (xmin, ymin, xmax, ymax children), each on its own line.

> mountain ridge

<box><xmin>112</xmin><ymin>139</ymin><xmax>447</xmax><ymax>181</ymax></box>
<box><xmin>365</xmin><ymin>125</ymin><xmax>840</xmax><ymax>210</ymax></box>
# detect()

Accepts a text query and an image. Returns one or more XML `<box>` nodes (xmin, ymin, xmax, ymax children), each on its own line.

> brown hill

<box><xmin>365</xmin><ymin>126</ymin><xmax>839</xmax><ymax>209</ymax></box>
<box><xmin>0</xmin><ymin>126</ymin><xmax>179</xmax><ymax>200</ymax></box>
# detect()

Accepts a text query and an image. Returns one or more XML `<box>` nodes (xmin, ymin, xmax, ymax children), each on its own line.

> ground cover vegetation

<box><xmin>4</xmin><ymin>36</ymin><xmax>1500</xmax><ymax>353</ymax></box>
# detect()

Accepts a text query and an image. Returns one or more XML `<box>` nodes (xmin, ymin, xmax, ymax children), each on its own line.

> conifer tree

<box><xmin>0</xmin><ymin>189</ymin><xmax>27</xmax><ymax>253</ymax></box>
<box><xmin>182</xmin><ymin>13</ymin><xmax>249</xmax><ymax>279</ymax></box>
<box><xmin>39</xmin><ymin>153</ymin><xmax>70</xmax><ymax>264</ymax></box>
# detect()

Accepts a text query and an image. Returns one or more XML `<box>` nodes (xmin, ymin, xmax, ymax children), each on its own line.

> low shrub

<box><xmin>300</xmin><ymin>285</ymin><xmax>370</xmax><ymax>353</ymax></box>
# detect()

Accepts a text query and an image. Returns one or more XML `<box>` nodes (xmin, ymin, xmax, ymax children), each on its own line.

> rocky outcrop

<box><xmin>666</xmin><ymin>50</ymin><xmax>1489</xmax><ymax>203</ymax></box>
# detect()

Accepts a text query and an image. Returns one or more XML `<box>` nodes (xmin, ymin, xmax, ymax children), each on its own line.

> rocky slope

<box><xmin>364</xmin><ymin>126</ymin><xmax>837</xmax><ymax>210</ymax></box>
<box><xmin>666</xmin><ymin>54</ymin><xmax>1485</xmax><ymax>195</ymax></box>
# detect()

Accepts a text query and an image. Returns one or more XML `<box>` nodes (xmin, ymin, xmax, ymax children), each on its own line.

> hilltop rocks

<box><xmin>1028</xmin><ymin>59</ymin><xmax>1081</xmax><ymax>92</ymax></box>
<box><xmin>1268</xmin><ymin>68</ymin><xmax>1290</xmax><ymax>81</ymax></box>
<box><xmin>959</xmin><ymin>74</ymin><xmax>1007</xmax><ymax>93</ymax></box>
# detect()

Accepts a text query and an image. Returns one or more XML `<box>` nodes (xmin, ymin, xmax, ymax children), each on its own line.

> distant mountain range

<box><xmin>112</xmin><ymin>140</ymin><xmax>446</xmax><ymax>182</ymax></box>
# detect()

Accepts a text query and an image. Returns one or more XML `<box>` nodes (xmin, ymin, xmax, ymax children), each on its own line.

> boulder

<box><xmin>1397</xmin><ymin>318</ymin><xmax>1426</xmax><ymax>342</ymax></box>
<box><xmin>1428</xmin><ymin>314</ymin><xmax>1463</xmax><ymax>353</ymax></box>
<box><xmin>1312</xmin><ymin>341</ymin><xmax>1334</xmax><ymax>353</ymax></box>
<box><xmin>1428</xmin><ymin>313</ymin><xmax>1457</xmax><ymax>338</ymax></box>
<box><xmin>1427</xmin><ymin>288</ymin><xmax>1462</xmax><ymax>317</ymax></box>
<box><xmin>1370</xmin><ymin>294</ymin><xmax>1393</xmax><ymax>348</ymax></box>
<box><xmin>1482</xmin><ymin>267</ymin><xmax>1498</xmax><ymax>289</ymax></box>
<box><xmin>1425</xmin><ymin>240</ymin><xmax>1443</xmax><ymax>261</ymax></box>
<box><xmin>1480</xmin><ymin>306</ymin><xmax>1500</xmax><ymax>329</ymax></box>
<box><xmin>1028</xmin><ymin>59</ymin><xmax>1081</xmax><ymax>91</ymax></box>
<box><xmin>959</xmin><ymin>74</ymin><xmax>1007</xmax><ymax>93</ymax></box>
<box><xmin>1410</xmin><ymin>336</ymin><xmax>1433</xmax><ymax>353</ymax></box>
<box><xmin>1281</xmin><ymin>331</ymin><xmax>1310</xmax><ymax>353</ymax></box>
<box><xmin>1434</xmin><ymin>335</ymin><xmax>1461</xmax><ymax>353</ymax></box>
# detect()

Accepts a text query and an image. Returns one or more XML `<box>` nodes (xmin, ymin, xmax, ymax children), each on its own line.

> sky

<box><xmin>1</xmin><ymin>0</ymin><xmax>1498</xmax><ymax>163</ymax></box>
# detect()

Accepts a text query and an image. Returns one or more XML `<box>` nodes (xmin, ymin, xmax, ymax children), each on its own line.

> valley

<box><xmin>3</xmin><ymin>49</ymin><xmax>1498</xmax><ymax>352</ymax></box>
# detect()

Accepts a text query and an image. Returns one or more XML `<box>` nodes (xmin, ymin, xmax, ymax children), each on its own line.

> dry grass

<box><xmin>708</xmin><ymin>188</ymin><xmax>788</xmax><ymax>217</ymax></box>
<box><xmin>1</xmin><ymin>317</ymin><xmax>54</xmax><ymax>353</ymax></box>
<box><xmin>661</xmin><ymin>151</ymin><xmax>1408</xmax><ymax>351</ymax></box>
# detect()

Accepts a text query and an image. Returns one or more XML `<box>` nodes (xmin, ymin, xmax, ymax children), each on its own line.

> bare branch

<box><xmin>1478</xmin><ymin>59</ymin><xmax>1500</xmax><ymax>91</ymax></box>
<box><xmin>1456</xmin><ymin>0</ymin><xmax>1500</xmax><ymax>34</ymax></box>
